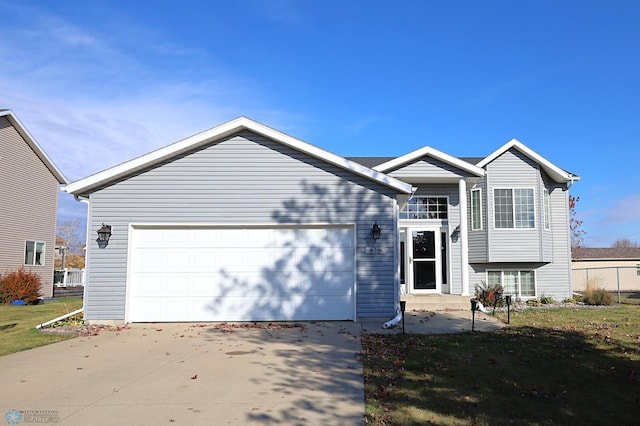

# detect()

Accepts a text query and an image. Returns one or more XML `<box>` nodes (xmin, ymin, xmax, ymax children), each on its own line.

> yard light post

<box><xmin>470</xmin><ymin>299</ymin><xmax>478</xmax><ymax>332</ymax></box>
<box><xmin>505</xmin><ymin>295</ymin><xmax>512</xmax><ymax>324</ymax></box>
<box><xmin>400</xmin><ymin>301</ymin><xmax>406</xmax><ymax>334</ymax></box>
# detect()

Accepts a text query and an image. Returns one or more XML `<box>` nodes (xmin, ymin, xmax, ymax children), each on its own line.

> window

<box><xmin>493</xmin><ymin>188</ymin><xmax>535</xmax><ymax>229</ymax></box>
<box><xmin>471</xmin><ymin>189</ymin><xmax>482</xmax><ymax>230</ymax></box>
<box><xmin>400</xmin><ymin>197</ymin><xmax>448</xmax><ymax>220</ymax></box>
<box><xmin>25</xmin><ymin>241</ymin><xmax>45</xmax><ymax>266</ymax></box>
<box><xmin>543</xmin><ymin>189</ymin><xmax>551</xmax><ymax>230</ymax></box>
<box><xmin>488</xmin><ymin>270</ymin><xmax>536</xmax><ymax>297</ymax></box>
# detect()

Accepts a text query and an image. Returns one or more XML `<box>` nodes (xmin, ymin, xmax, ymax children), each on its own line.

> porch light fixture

<box><xmin>371</xmin><ymin>222</ymin><xmax>381</xmax><ymax>241</ymax></box>
<box><xmin>97</xmin><ymin>223</ymin><xmax>112</xmax><ymax>243</ymax></box>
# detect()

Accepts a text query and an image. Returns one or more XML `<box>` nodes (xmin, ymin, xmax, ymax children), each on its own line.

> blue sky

<box><xmin>1</xmin><ymin>1</ymin><xmax>638</xmax><ymax>247</ymax></box>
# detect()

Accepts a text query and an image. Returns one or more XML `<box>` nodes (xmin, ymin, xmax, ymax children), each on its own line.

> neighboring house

<box><xmin>572</xmin><ymin>247</ymin><xmax>640</xmax><ymax>292</ymax></box>
<box><xmin>0</xmin><ymin>110</ymin><xmax>67</xmax><ymax>298</ymax></box>
<box><xmin>63</xmin><ymin>117</ymin><xmax>578</xmax><ymax>324</ymax></box>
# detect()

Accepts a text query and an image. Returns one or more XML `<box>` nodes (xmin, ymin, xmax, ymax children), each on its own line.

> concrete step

<box><xmin>401</xmin><ymin>294</ymin><xmax>472</xmax><ymax>311</ymax></box>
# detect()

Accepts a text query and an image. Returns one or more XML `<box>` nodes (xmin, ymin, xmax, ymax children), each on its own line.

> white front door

<box><xmin>407</xmin><ymin>228</ymin><xmax>442</xmax><ymax>294</ymax></box>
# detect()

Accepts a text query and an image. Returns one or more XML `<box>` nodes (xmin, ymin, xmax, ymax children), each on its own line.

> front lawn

<box><xmin>616</xmin><ymin>291</ymin><xmax>640</xmax><ymax>305</ymax></box>
<box><xmin>363</xmin><ymin>305</ymin><xmax>640</xmax><ymax>425</ymax></box>
<box><xmin>0</xmin><ymin>298</ymin><xmax>83</xmax><ymax>356</ymax></box>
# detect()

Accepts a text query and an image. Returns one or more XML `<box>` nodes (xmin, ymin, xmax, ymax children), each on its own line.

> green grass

<box><xmin>615</xmin><ymin>291</ymin><xmax>640</xmax><ymax>305</ymax></box>
<box><xmin>0</xmin><ymin>298</ymin><xmax>83</xmax><ymax>356</ymax></box>
<box><xmin>363</xmin><ymin>305</ymin><xmax>640</xmax><ymax>425</ymax></box>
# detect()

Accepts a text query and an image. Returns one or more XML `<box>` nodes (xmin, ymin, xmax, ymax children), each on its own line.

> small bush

<box><xmin>581</xmin><ymin>287</ymin><xmax>613</xmax><ymax>306</ymax></box>
<box><xmin>474</xmin><ymin>281</ymin><xmax>504</xmax><ymax>307</ymax></box>
<box><xmin>540</xmin><ymin>294</ymin><xmax>555</xmax><ymax>305</ymax></box>
<box><xmin>526</xmin><ymin>298</ymin><xmax>542</xmax><ymax>307</ymax></box>
<box><xmin>0</xmin><ymin>267</ymin><xmax>43</xmax><ymax>305</ymax></box>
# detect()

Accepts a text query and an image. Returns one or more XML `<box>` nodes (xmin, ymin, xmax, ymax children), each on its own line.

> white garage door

<box><xmin>128</xmin><ymin>226</ymin><xmax>355</xmax><ymax>322</ymax></box>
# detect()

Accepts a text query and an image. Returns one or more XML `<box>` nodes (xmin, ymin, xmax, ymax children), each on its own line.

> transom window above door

<box><xmin>400</xmin><ymin>197</ymin><xmax>448</xmax><ymax>220</ymax></box>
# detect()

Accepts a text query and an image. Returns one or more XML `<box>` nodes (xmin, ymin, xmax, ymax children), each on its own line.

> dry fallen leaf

<box><xmin>191</xmin><ymin>374</ymin><xmax>198</xmax><ymax>380</ymax></box>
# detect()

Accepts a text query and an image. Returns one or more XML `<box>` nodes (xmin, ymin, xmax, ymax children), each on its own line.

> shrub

<box><xmin>540</xmin><ymin>294</ymin><xmax>555</xmax><ymax>305</ymax></box>
<box><xmin>474</xmin><ymin>281</ymin><xmax>504</xmax><ymax>308</ymax></box>
<box><xmin>0</xmin><ymin>267</ymin><xmax>43</xmax><ymax>305</ymax></box>
<box><xmin>526</xmin><ymin>298</ymin><xmax>542</xmax><ymax>307</ymax></box>
<box><xmin>581</xmin><ymin>287</ymin><xmax>613</xmax><ymax>306</ymax></box>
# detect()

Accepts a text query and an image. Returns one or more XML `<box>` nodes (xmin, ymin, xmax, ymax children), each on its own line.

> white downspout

<box><xmin>459</xmin><ymin>179</ymin><xmax>470</xmax><ymax>296</ymax></box>
<box><xmin>74</xmin><ymin>194</ymin><xmax>91</xmax><ymax>306</ymax></box>
<box><xmin>383</xmin><ymin>308</ymin><xmax>403</xmax><ymax>329</ymax></box>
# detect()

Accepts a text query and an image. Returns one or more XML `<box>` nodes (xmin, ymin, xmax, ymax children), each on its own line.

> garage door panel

<box><xmin>129</xmin><ymin>226</ymin><xmax>355</xmax><ymax>322</ymax></box>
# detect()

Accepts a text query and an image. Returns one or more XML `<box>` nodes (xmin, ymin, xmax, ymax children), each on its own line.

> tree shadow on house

<box><xmin>204</xmin><ymin>177</ymin><xmax>395</xmax><ymax>322</ymax></box>
<box><xmin>198</xmin><ymin>177</ymin><xmax>395</xmax><ymax>422</ymax></box>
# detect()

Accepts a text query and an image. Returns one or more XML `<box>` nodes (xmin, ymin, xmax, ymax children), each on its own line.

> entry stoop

<box><xmin>401</xmin><ymin>294</ymin><xmax>472</xmax><ymax>312</ymax></box>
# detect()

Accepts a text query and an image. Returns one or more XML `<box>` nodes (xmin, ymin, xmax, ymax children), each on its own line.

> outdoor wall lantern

<box><xmin>371</xmin><ymin>222</ymin><xmax>381</xmax><ymax>241</ymax></box>
<box><xmin>97</xmin><ymin>223</ymin><xmax>112</xmax><ymax>243</ymax></box>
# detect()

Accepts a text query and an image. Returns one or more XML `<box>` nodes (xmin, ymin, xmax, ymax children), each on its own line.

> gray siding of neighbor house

<box><xmin>0</xmin><ymin>116</ymin><xmax>58</xmax><ymax>297</ymax></box>
<box><xmin>84</xmin><ymin>131</ymin><xmax>399</xmax><ymax>321</ymax></box>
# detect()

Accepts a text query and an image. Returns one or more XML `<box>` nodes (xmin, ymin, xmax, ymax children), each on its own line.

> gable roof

<box><xmin>346</xmin><ymin>156</ymin><xmax>395</xmax><ymax>169</ymax></box>
<box><xmin>63</xmin><ymin>116</ymin><xmax>413</xmax><ymax>197</ymax></box>
<box><xmin>0</xmin><ymin>110</ymin><xmax>67</xmax><ymax>184</ymax></box>
<box><xmin>372</xmin><ymin>145</ymin><xmax>486</xmax><ymax>177</ymax></box>
<box><xmin>477</xmin><ymin>138</ymin><xmax>579</xmax><ymax>184</ymax></box>
<box><xmin>573</xmin><ymin>247</ymin><xmax>640</xmax><ymax>261</ymax></box>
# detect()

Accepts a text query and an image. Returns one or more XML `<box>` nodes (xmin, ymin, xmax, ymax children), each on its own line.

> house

<box><xmin>63</xmin><ymin>117</ymin><xmax>578</xmax><ymax>324</ymax></box>
<box><xmin>0</xmin><ymin>110</ymin><xmax>68</xmax><ymax>298</ymax></box>
<box><xmin>572</xmin><ymin>247</ymin><xmax>640</xmax><ymax>292</ymax></box>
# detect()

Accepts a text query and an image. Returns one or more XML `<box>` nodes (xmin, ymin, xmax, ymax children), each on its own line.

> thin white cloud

<box><xmin>0</xmin><ymin>3</ymin><xmax>304</xmax><ymax>184</ymax></box>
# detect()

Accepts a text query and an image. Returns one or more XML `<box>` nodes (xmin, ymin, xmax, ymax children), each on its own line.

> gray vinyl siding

<box><xmin>388</xmin><ymin>158</ymin><xmax>475</xmax><ymax>179</ymax></box>
<box><xmin>485</xmin><ymin>149</ymin><xmax>545</xmax><ymax>262</ymax></box>
<box><xmin>468</xmin><ymin>177</ymin><xmax>488</xmax><ymax>263</ymax></box>
<box><xmin>536</xmin><ymin>182</ymin><xmax>572</xmax><ymax>298</ymax></box>
<box><xmin>84</xmin><ymin>131</ymin><xmax>399</xmax><ymax>321</ymax></box>
<box><xmin>469</xmin><ymin>149</ymin><xmax>573</xmax><ymax>299</ymax></box>
<box><xmin>0</xmin><ymin>116</ymin><xmax>58</xmax><ymax>297</ymax></box>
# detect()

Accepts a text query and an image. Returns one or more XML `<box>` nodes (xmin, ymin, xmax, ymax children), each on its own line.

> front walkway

<box><xmin>360</xmin><ymin>309</ymin><xmax>505</xmax><ymax>334</ymax></box>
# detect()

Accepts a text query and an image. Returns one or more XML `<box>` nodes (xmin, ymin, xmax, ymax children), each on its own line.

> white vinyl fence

<box><xmin>53</xmin><ymin>268</ymin><xmax>85</xmax><ymax>286</ymax></box>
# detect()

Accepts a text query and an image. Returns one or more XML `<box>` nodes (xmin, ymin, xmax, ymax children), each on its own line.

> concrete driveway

<box><xmin>0</xmin><ymin>322</ymin><xmax>363</xmax><ymax>425</ymax></box>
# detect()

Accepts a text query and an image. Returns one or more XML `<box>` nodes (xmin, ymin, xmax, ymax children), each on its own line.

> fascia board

<box><xmin>1</xmin><ymin>110</ymin><xmax>68</xmax><ymax>184</ymax></box>
<box><xmin>63</xmin><ymin>116</ymin><xmax>413</xmax><ymax>196</ymax></box>
<box><xmin>477</xmin><ymin>138</ymin><xmax>579</xmax><ymax>183</ymax></box>
<box><xmin>374</xmin><ymin>145</ymin><xmax>485</xmax><ymax>177</ymax></box>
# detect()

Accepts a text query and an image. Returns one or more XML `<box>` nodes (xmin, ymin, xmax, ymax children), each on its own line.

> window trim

<box><xmin>471</xmin><ymin>188</ymin><xmax>482</xmax><ymax>231</ymax></box>
<box><xmin>400</xmin><ymin>195</ymin><xmax>450</xmax><ymax>221</ymax></box>
<box><xmin>25</xmin><ymin>240</ymin><xmax>46</xmax><ymax>266</ymax></box>
<box><xmin>487</xmin><ymin>269</ymin><xmax>537</xmax><ymax>298</ymax></box>
<box><xmin>492</xmin><ymin>187</ymin><xmax>537</xmax><ymax>230</ymax></box>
